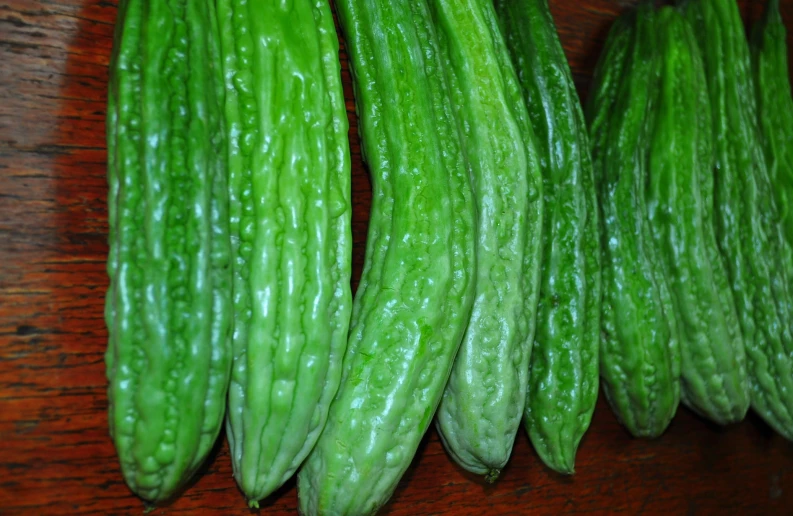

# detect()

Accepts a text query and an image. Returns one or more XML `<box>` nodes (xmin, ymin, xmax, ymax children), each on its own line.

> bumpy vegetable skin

<box><xmin>753</xmin><ymin>0</ymin><xmax>793</xmax><ymax>248</ymax></box>
<box><xmin>586</xmin><ymin>12</ymin><xmax>633</xmax><ymax>189</ymax></box>
<box><xmin>589</xmin><ymin>5</ymin><xmax>681</xmax><ymax>438</ymax></box>
<box><xmin>645</xmin><ymin>7</ymin><xmax>749</xmax><ymax>425</ymax></box>
<box><xmin>684</xmin><ymin>0</ymin><xmax>793</xmax><ymax>440</ymax></box>
<box><xmin>495</xmin><ymin>0</ymin><xmax>600</xmax><ymax>475</ymax></box>
<box><xmin>296</xmin><ymin>0</ymin><xmax>477</xmax><ymax>512</ymax></box>
<box><xmin>105</xmin><ymin>0</ymin><xmax>232</xmax><ymax>502</ymax></box>
<box><xmin>218</xmin><ymin>0</ymin><xmax>353</xmax><ymax>505</ymax></box>
<box><xmin>432</xmin><ymin>0</ymin><xmax>543</xmax><ymax>480</ymax></box>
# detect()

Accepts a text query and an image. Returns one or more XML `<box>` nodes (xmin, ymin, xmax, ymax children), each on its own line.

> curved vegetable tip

<box><xmin>248</xmin><ymin>499</ymin><xmax>260</xmax><ymax>509</ymax></box>
<box><xmin>550</xmin><ymin>456</ymin><xmax>575</xmax><ymax>476</ymax></box>
<box><xmin>543</xmin><ymin>444</ymin><xmax>578</xmax><ymax>475</ymax></box>
<box><xmin>485</xmin><ymin>469</ymin><xmax>501</xmax><ymax>484</ymax></box>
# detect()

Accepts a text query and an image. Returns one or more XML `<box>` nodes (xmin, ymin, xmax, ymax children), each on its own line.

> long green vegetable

<box><xmin>495</xmin><ymin>0</ymin><xmax>600</xmax><ymax>475</ymax></box>
<box><xmin>588</xmin><ymin>5</ymin><xmax>681</xmax><ymax>438</ymax></box>
<box><xmin>753</xmin><ymin>0</ymin><xmax>793</xmax><ymax>248</ymax></box>
<box><xmin>645</xmin><ymin>6</ymin><xmax>749</xmax><ymax>425</ymax></box>
<box><xmin>296</xmin><ymin>0</ymin><xmax>477</xmax><ymax>511</ymax></box>
<box><xmin>752</xmin><ymin>1</ymin><xmax>793</xmax><ymax>438</ymax></box>
<box><xmin>684</xmin><ymin>0</ymin><xmax>793</xmax><ymax>440</ymax></box>
<box><xmin>586</xmin><ymin>12</ymin><xmax>633</xmax><ymax>189</ymax></box>
<box><xmin>105</xmin><ymin>0</ymin><xmax>232</xmax><ymax>502</ymax></box>
<box><xmin>432</xmin><ymin>0</ymin><xmax>544</xmax><ymax>481</ymax></box>
<box><xmin>217</xmin><ymin>0</ymin><xmax>353</xmax><ymax>505</ymax></box>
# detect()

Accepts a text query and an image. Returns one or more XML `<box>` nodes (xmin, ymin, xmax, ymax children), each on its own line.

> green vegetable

<box><xmin>105</xmin><ymin>0</ymin><xmax>232</xmax><ymax>502</ymax></box>
<box><xmin>296</xmin><ymin>0</ymin><xmax>477</xmax><ymax>511</ymax></box>
<box><xmin>432</xmin><ymin>0</ymin><xmax>544</xmax><ymax>481</ymax></box>
<box><xmin>684</xmin><ymin>0</ymin><xmax>793</xmax><ymax>439</ymax></box>
<box><xmin>217</xmin><ymin>0</ymin><xmax>353</xmax><ymax>505</ymax></box>
<box><xmin>645</xmin><ymin>6</ymin><xmax>749</xmax><ymax>425</ymax></box>
<box><xmin>495</xmin><ymin>0</ymin><xmax>600</xmax><ymax>475</ymax></box>
<box><xmin>588</xmin><ymin>4</ymin><xmax>681</xmax><ymax>438</ymax></box>
<box><xmin>753</xmin><ymin>0</ymin><xmax>793</xmax><ymax>247</ymax></box>
<box><xmin>586</xmin><ymin>11</ymin><xmax>633</xmax><ymax>189</ymax></box>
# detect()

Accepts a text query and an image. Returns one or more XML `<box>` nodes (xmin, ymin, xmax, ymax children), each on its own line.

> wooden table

<box><xmin>2</xmin><ymin>0</ymin><xmax>793</xmax><ymax>514</ymax></box>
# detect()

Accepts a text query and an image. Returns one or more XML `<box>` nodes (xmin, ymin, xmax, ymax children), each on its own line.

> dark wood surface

<box><xmin>2</xmin><ymin>0</ymin><xmax>793</xmax><ymax>514</ymax></box>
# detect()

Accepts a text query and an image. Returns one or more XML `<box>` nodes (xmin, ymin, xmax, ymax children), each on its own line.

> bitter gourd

<box><xmin>691</xmin><ymin>6</ymin><xmax>749</xmax><ymax>427</ymax></box>
<box><xmin>495</xmin><ymin>0</ymin><xmax>600</xmax><ymax>475</ymax></box>
<box><xmin>645</xmin><ymin>6</ymin><xmax>749</xmax><ymax>425</ymax></box>
<box><xmin>684</xmin><ymin>0</ymin><xmax>793</xmax><ymax>440</ymax></box>
<box><xmin>105</xmin><ymin>0</ymin><xmax>231</xmax><ymax>502</ymax></box>
<box><xmin>753</xmin><ymin>0</ymin><xmax>793</xmax><ymax>249</ymax></box>
<box><xmin>588</xmin><ymin>4</ymin><xmax>681</xmax><ymax>438</ymax></box>
<box><xmin>296</xmin><ymin>0</ymin><xmax>477</xmax><ymax>511</ymax></box>
<box><xmin>217</xmin><ymin>0</ymin><xmax>353</xmax><ymax>505</ymax></box>
<box><xmin>586</xmin><ymin>11</ymin><xmax>633</xmax><ymax>190</ymax></box>
<box><xmin>432</xmin><ymin>0</ymin><xmax>543</xmax><ymax>480</ymax></box>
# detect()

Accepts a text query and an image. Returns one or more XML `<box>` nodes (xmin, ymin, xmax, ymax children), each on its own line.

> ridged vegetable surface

<box><xmin>691</xmin><ymin>6</ymin><xmax>747</xmax><ymax>427</ymax></box>
<box><xmin>588</xmin><ymin>5</ymin><xmax>681</xmax><ymax>438</ymax></box>
<box><xmin>217</xmin><ymin>0</ymin><xmax>353</xmax><ymax>505</ymax></box>
<box><xmin>750</xmin><ymin>0</ymin><xmax>793</xmax><ymax>442</ymax></box>
<box><xmin>753</xmin><ymin>0</ymin><xmax>793</xmax><ymax>248</ymax></box>
<box><xmin>684</xmin><ymin>0</ymin><xmax>793</xmax><ymax>440</ymax></box>
<box><xmin>296</xmin><ymin>0</ymin><xmax>477</xmax><ymax>511</ymax></box>
<box><xmin>586</xmin><ymin>11</ymin><xmax>633</xmax><ymax>189</ymax></box>
<box><xmin>645</xmin><ymin>7</ymin><xmax>748</xmax><ymax>425</ymax></box>
<box><xmin>105</xmin><ymin>0</ymin><xmax>231</xmax><ymax>502</ymax></box>
<box><xmin>495</xmin><ymin>0</ymin><xmax>600</xmax><ymax>475</ymax></box>
<box><xmin>432</xmin><ymin>0</ymin><xmax>543</xmax><ymax>480</ymax></box>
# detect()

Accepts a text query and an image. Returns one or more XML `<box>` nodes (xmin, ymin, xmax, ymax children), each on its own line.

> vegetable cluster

<box><xmin>105</xmin><ymin>0</ymin><xmax>793</xmax><ymax>513</ymax></box>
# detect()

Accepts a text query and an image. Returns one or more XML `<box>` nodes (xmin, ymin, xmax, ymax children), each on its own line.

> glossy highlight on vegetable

<box><xmin>296</xmin><ymin>0</ymin><xmax>477</xmax><ymax>511</ymax></box>
<box><xmin>588</xmin><ymin>4</ymin><xmax>681</xmax><ymax>438</ymax></box>
<box><xmin>496</xmin><ymin>0</ymin><xmax>600</xmax><ymax>475</ymax></box>
<box><xmin>645</xmin><ymin>6</ymin><xmax>749</xmax><ymax>425</ymax></box>
<box><xmin>105</xmin><ymin>0</ymin><xmax>232</xmax><ymax>502</ymax></box>
<box><xmin>432</xmin><ymin>0</ymin><xmax>544</xmax><ymax>481</ymax></box>
<box><xmin>217</xmin><ymin>0</ymin><xmax>353</xmax><ymax>505</ymax></box>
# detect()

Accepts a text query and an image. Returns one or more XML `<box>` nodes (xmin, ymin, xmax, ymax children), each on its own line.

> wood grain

<box><xmin>2</xmin><ymin>0</ymin><xmax>793</xmax><ymax>514</ymax></box>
